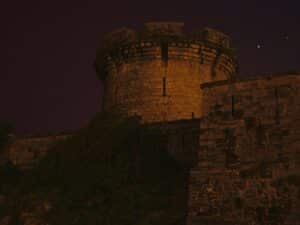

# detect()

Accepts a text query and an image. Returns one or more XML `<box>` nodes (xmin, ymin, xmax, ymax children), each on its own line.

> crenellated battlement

<box><xmin>96</xmin><ymin>22</ymin><xmax>236</xmax><ymax>80</ymax></box>
<box><xmin>98</xmin><ymin>22</ymin><xmax>233</xmax><ymax>49</ymax></box>
<box><xmin>101</xmin><ymin>41</ymin><xmax>236</xmax><ymax>77</ymax></box>
<box><xmin>143</xmin><ymin>22</ymin><xmax>185</xmax><ymax>37</ymax></box>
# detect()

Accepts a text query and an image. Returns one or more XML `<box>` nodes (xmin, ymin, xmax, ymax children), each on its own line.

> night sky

<box><xmin>1</xmin><ymin>0</ymin><xmax>299</xmax><ymax>135</ymax></box>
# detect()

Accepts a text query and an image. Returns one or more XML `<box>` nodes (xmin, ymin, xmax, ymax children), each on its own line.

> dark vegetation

<box><xmin>0</xmin><ymin>113</ymin><xmax>188</xmax><ymax>225</ymax></box>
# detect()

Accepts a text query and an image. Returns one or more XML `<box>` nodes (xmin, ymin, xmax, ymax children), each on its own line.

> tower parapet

<box><xmin>95</xmin><ymin>22</ymin><xmax>238</xmax><ymax>123</ymax></box>
<box><xmin>143</xmin><ymin>22</ymin><xmax>185</xmax><ymax>37</ymax></box>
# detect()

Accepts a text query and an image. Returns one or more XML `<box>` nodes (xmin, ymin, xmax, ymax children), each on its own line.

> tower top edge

<box><xmin>97</xmin><ymin>22</ymin><xmax>233</xmax><ymax>51</ymax></box>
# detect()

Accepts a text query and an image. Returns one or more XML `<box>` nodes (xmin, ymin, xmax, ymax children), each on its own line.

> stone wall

<box><xmin>3</xmin><ymin>118</ymin><xmax>200</xmax><ymax>170</ymax></box>
<box><xmin>145</xmin><ymin>119</ymin><xmax>200</xmax><ymax>167</ymax></box>
<box><xmin>5</xmin><ymin>134</ymin><xmax>70</xmax><ymax>170</ymax></box>
<box><xmin>95</xmin><ymin>22</ymin><xmax>237</xmax><ymax>123</ymax></box>
<box><xmin>187</xmin><ymin>73</ymin><xmax>300</xmax><ymax>225</ymax></box>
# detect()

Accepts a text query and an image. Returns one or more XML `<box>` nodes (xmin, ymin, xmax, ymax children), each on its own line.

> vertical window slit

<box><xmin>162</xmin><ymin>77</ymin><xmax>166</xmax><ymax>96</ymax></box>
<box><xmin>199</xmin><ymin>47</ymin><xmax>204</xmax><ymax>64</ymax></box>
<box><xmin>161</xmin><ymin>41</ymin><xmax>168</xmax><ymax>65</ymax></box>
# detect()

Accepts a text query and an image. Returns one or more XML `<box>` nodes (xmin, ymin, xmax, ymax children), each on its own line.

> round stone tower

<box><xmin>95</xmin><ymin>22</ymin><xmax>237</xmax><ymax>123</ymax></box>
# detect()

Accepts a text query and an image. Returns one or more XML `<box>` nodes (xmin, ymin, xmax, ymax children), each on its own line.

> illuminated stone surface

<box><xmin>95</xmin><ymin>22</ymin><xmax>237</xmax><ymax>123</ymax></box>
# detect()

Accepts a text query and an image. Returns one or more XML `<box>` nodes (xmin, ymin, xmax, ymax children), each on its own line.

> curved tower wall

<box><xmin>95</xmin><ymin>22</ymin><xmax>237</xmax><ymax>123</ymax></box>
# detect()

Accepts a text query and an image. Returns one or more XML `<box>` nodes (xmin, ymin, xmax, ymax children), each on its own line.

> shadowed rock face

<box><xmin>95</xmin><ymin>22</ymin><xmax>237</xmax><ymax>123</ymax></box>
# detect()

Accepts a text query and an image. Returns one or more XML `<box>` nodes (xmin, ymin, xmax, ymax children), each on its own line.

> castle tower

<box><xmin>95</xmin><ymin>22</ymin><xmax>237</xmax><ymax>123</ymax></box>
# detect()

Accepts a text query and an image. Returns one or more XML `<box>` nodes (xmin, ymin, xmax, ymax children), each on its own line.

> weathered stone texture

<box><xmin>146</xmin><ymin>119</ymin><xmax>200</xmax><ymax>167</ymax></box>
<box><xmin>5</xmin><ymin>134</ymin><xmax>70</xmax><ymax>170</ymax></box>
<box><xmin>96</xmin><ymin>22</ymin><xmax>237</xmax><ymax>123</ymax></box>
<box><xmin>187</xmin><ymin>74</ymin><xmax>300</xmax><ymax>225</ymax></box>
